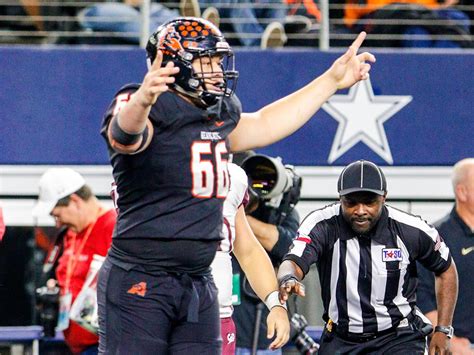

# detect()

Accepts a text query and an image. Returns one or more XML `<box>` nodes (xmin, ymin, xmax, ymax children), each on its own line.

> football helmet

<box><xmin>146</xmin><ymin>17</ymin><xmax>239</xmax><ymax>108</ymax></box>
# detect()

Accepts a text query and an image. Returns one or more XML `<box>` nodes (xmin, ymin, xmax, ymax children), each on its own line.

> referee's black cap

<box><xmin>338</xmin><ymin>160</ymin><xmax>387</xmax><ymax>196</ymax></box>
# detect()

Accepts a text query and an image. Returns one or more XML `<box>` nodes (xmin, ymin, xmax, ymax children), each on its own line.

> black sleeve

<box><xmin>269</xmin><ymin>209</ymin><xmax>300</xmax><ymax>261</ymax></box>
<box><xmin>283</xmin><ymin>211</ymin><xmax>326</xmax><ymax>277</ymax></box>
<box><xmin>416</xmin><ymin>261</ymin><xmax>437</xmax><ymax>314</ymax></box>
<box><xmin>100</xmin><ymin>84</ymin><xmax>140</xmax><ymax>143</ymax></box>
<box><xmin>416</xmin><ymin>227</ymin><xmax>452</xmax><ymax>275</ymax></box>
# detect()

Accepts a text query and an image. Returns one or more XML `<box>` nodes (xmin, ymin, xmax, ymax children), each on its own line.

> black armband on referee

<box><xmin>110</xmin><ymin>115</ymin><xmax>145</xmax><ymax>146</ymax></box>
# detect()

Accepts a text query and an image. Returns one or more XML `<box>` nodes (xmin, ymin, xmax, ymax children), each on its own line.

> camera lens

<box><xmin>243</xmin><ymin>155</ymin><xmax>278</xmax><ymax>197</ymax></box>
<box><xmin>294</xmin><ymin>331</ymin><xmax>319</xmax><ymax>354</ymax></box>
<box><xmin>36</xmin><ymin>284</ymin><xmax>60</xmax><ymax>338</ymax></box>
<box><xmin>241</xmin><ymin>155</ymin><xmax>292</xmax><ymax>200</ymax></box>
<box><xmin>291</xmin><ymin>313</ymin><xmax>319</xmax><ymax>354</ymax></box>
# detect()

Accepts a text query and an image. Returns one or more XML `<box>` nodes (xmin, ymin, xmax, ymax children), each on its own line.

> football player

<box><xmin>98</xmin><ymin>17</ymin><xmax>375</xmax><ymax>354</ymax></box>
<box><xmin>211</xmin><ymin>163</ymin><xmax>290</xmax><ymax>354</ymax></box>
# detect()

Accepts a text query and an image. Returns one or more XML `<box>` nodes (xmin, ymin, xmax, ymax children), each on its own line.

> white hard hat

<box><xmin>32</xmin><ymin>168</ymin><xmax>86</xmax><ymax>217</ymax></box>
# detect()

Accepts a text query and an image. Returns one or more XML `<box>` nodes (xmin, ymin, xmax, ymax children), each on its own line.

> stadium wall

<box><xmin>0</xmin><ymin>47</ymin><xmax>472</xmax><ymax>226</ymax></box>
<box><xmin>0</xmin><ymin>47</ymin><xmax>471</xmax><ymax>329</ymax></box>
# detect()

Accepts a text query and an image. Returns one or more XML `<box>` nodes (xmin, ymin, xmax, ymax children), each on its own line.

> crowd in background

<box><xmin>0</xmin><ymin>0</ymin><xmax>472</xmax><ymax>47</ymax></box>
<box><xmin>0</xmin><ymin>2</ymin><xmax>472</xmax><ymax>355</ymax></box>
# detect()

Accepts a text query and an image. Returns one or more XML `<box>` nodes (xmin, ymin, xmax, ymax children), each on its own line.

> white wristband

<box><xmin>264</xmin><ymin>291</ymin><xmax>287</xmax><ymax>311</ymax></box>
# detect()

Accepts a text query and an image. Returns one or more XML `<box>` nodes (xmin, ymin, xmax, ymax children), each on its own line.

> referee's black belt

<box><xmin>334</xmin><ymin>325</ymin><xmax>397</xmax><ymax>342</ymax></box>
<box><xmin>333</xmin><ymin>312</ymin><xmax>415</xmax><ymax>343</ymax></box>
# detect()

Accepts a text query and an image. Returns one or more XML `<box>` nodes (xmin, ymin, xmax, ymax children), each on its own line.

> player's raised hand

<box><xmin>138</xmin><ymin>50</ymin><xmax>180</xmax><ymax>107</ymax></box>
<box><xmin>266</xmin><ymin>306</ymin><xmax>290</xmax><ymax>350</ymax></box>
<box><xmin>327</xmin><ymin>31</ymin><xmax>376</xmax><ymax>90</ymax></box>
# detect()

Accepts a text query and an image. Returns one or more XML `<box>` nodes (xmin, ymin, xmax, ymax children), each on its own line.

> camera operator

<box><xmin>232</xmin><ymin>152</ymin><xmax>301</xmax><ymax>355</ymax></box>
<box><xmin>33</xmin><ymin>168</ymin><xmax>116</xmax><ymax>354</ymax></box>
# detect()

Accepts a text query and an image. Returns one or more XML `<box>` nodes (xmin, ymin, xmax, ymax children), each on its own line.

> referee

<box><xmin>277</xmin><ymin>160</ymin><xmax>458</xmax><ymax>354</ymax></box>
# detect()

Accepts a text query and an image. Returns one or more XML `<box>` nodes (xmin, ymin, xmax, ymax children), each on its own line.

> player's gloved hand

<box><xmin>137</xmin><ymin>50</ymin><xmax>180</xmax><ymax>107</ymax></box>
<box><xmin>326</xmin><ymin>31</ymin><xmax>376</xmax><ymax>90</ymax></box>
<box><xmin>267</xmin><ymin>306</ymin><xmax>290</xmax><ymax>350</ymax></box>
<box><xmin>278</xmin><ymin>275</ymin><xmax>305</xmax><ymax>303</ymax></box>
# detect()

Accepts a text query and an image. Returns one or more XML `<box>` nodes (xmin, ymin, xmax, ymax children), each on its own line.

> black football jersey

<box><xmin>101</xmin><ymin>85</ymin><xmax>242</xmax><ymax>247</ymax></box>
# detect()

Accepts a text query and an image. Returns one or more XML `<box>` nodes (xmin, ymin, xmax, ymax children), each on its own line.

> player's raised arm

<box><xmin>228</xmin><ymin>32</ymin><xmax>376</xmax><ymax>152</ymax></box>
<box><xmin>116</xmin><ymin>50</ymin><xmax>179</xmax><ymax>133</ymax></box>
<box><xmin>107</xmin><ymin>51</ymin><xmax>180</xmax><ymax>154</ymax></box>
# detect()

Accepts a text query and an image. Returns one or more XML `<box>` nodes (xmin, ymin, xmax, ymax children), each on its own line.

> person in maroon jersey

<box><xmin>98</xmin><ymin>17</ymin><xmax>375</xmax><ymax>354</ymax></box>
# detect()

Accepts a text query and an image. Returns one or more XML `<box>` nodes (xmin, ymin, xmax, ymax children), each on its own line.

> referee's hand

<box><xmin>279</xmin><ymin>277</ymin><xmax>306</xmax><ymax>303</ymax></box>
<box><xmin>429</xmin><ymin>332</ymin><xmax>452</xmax><ymax>355</ymax></box>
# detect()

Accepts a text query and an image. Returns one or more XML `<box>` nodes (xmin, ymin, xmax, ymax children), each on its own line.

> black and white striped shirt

<box><xmin>284</xmin><ymin>203</ymin><xmax>451</xmax><ymax>334</ymax></box>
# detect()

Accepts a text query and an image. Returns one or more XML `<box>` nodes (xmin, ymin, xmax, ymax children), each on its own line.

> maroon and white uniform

<box><xmin>211</xmin><ymin>163</ymin><xmax>248</xmax><ymax>318</ymax></box>
<box><xmin>210</xmin><ymin>163</ymin><xmax>248</xmax><ymax>354</ymax></box>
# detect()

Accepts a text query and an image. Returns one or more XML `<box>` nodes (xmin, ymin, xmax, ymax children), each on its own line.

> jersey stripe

<box><xmin>358</xmin><ymin>237</ymin><xmax>377</xmax><ymax>333</ymax></box>
<box><xmin>346</xmin><ymin>238</ymin><xmax>363</xmax><ymax>333</ymax></box>
<box><xmin>391</xmin><ymin>235</ymin><xmax>412</xmax><ymax>318</ymax></box>
<box><xmin>335</xmin><ymin>240</ymin><xmax>349</xmax><ymax>330</ymax></box>
<box><xmin>298</xmin><ymin>203</ymin><xmax>340</xmax><ymax>236</ymax></box>
<box><xmin>328</xmin><ymin>239</ymin><xmax>340</xmax><ymax>325</ymax></box>
<box><xmin>388</xmin><ymin>206</ymin><xmax>449</xmax><ymax>260</ymax></box>
<box><xmin>289</xmin><ymin>240</ymin><xmax>308</xmax><ymax>258</ymax></box>
<box><xmin>370</xmin><ymin>241</ymin><xmax>392</xmax><ymax>332</ymax></box>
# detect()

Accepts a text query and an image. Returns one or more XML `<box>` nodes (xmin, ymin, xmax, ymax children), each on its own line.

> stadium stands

<box><xmin>0</xmin><ymin>0</ymin><xmax>471</xmax><ymax>47</ymax></box>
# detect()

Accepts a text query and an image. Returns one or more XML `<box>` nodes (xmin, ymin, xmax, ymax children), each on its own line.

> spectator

<box><xmin>231</xmin><ymin>152</ymin><xmax>300</xmax><ymax>354</ymax></box>
<box><xmin>19</xmin><ymin>0</ymin><xmax>44</xmax><ymax>30</ymax></box>
<box><xmin>459</xmin><ymin>0</ymin><xmax>474</xmax><ymax>34</ymax></box>
<box><xmin>211</xmin><ymin>162</ymin><xmax>290</xmax><ymax>354</ymax></box>
<box><xmin>77</xmin><ymin>0</ymin><xmax>181</xmax><ymax>44</ymax></box>
<box><xmin>77</xmin><ymin>0</ymin><xmax>220</xmax><ymax>44</ymax></box>
<box><xmin>0</xmin><ymin>0</ymin><xmax>43</xmax><ymax>43</ymax></box>
<box><xmin>343</xmin><ymin>0</ymin><xmax>472</xmax><ymax>48</ymax></box>
<box><xmin>38</xmin><ymin>0</ymin><xmax>93</xmax><ymax>44</ymax></box>
<box><xmin>285</xmin><ymin>0</ymin><xmax>320</xmax><ymax>23</ymax></box>
<box><xmin>278</xmin><ymin>160</ymin><xmax>458</xmax><ymax>354</ymax></box>
<box><xmin>33</xmin><ymin>168</ymin><xmax>116</xmax><ymax>354</ymax></box>
<box><xmin>417</xmin><ymin>158</ymin><xmax>474</xmax><ymax>354</ymax></box>
<box><xmin>199</xmin><ymin>0</ymin><xmax>289</xmax><ymax>48</ymax></box>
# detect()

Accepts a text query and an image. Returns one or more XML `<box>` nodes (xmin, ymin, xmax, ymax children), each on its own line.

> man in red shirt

<box><xmin>33</xmin><ymin>168</ymin><xmax>116</xmax><ymax>354</ymax></box>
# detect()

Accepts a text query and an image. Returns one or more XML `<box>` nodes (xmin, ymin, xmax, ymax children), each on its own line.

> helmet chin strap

<box><xmin>206</xmin><ymin>95</ymin><xmax>223</xmax><ymax>121</ymax></box>
<box><xmin>176</xmin><ymin>83</ymin><xmax>223</xmax><ymax>110</ymax></box>
<box><xmin>172</xmin><ymin>73</ymin><xmax>225</xmax><ymax>113</ymax></box>
<box><xmin>172</xmin><ymin>85</ymin><xmax>204</xmax><ymax>107</ymax></box>
<box><xmin>179</xmin><ymin>91</ymin><xmax>223</xmax><ymax>120</ymax></box>
<box><xmin>200</xmin><ymin>80</ymin><xmax>225</xmax><ymax>117</ymax></box>
<box><xmin>200</xmin><ymin>90</ymin><xmax>220</xmax><ymax>107</ymax></box>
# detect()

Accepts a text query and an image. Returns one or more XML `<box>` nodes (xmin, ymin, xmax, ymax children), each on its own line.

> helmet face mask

<box><xmin>146</xmin><ymin>17</ymin><xmax>239</xmax><ymax>108</ymax></box>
